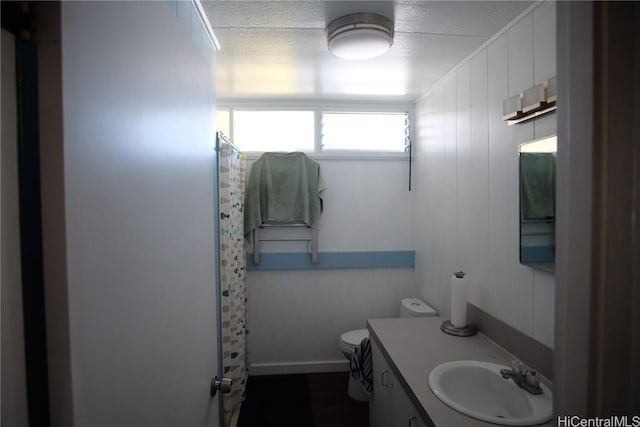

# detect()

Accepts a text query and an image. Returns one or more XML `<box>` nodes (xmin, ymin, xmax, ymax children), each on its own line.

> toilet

<box><xmin>339</xmin><ymin>298</ymin><xmax>436</xmax><ymax>401</ymax></box>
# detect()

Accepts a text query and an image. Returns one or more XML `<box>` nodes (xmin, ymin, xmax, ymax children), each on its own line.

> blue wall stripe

<box><xmin>246</xmin><ymin>251</ymin><xmax>415</xmax><ymax>271</ymax></box>
<box><xmin>521</xmin><ymin>246</ymin><xmax>555</xmax><ymax>263</ymax></box>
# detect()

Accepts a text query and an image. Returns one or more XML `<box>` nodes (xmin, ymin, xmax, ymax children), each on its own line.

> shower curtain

<box><xmin>217</xmin><ymin>134</ymin><xmax>248</xmax><ymax>425</ymax></box>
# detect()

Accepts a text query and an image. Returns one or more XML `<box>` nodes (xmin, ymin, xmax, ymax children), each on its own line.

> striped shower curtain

<box><xmin>218</xmin><ymin>135</ymin><xmax>248</xmax><ymax>425</ymax></box>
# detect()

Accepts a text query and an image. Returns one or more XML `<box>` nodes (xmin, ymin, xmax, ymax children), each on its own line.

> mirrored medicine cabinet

<box><xmin>518</xmin><ymin>135</ymin><xmax>557</xmax><ymax>272</ymax></box>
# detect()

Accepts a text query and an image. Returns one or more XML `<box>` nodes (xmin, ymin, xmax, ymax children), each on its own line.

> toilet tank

<box><xmin>401</xmin><ymin>298</ymin><xmax>436</xmax><ymax>318</ymax></box>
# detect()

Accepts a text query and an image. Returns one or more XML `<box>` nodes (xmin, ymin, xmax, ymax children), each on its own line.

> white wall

<box><xmin>1</xmin><ymin>29</ymin><xmax>29</xmax><ymax>427</ymax></box>
<box><xmin>247</xmin><ymin>268</ymin><xmax>415</xmax><ymax>373</ymax></box>
<box><xmin>413</xmin><ymin>1</ymin><xmax>556</xmax><ymax>348</ymax></box>
<box><xmin>246</xmin><ymin>158</ymin><xmax>416</xmax><ymax>372</ymax></box>
<box><xmin>311</xmin><ymin>159</ymin><xmax>414</xmax><ymax>252</ymax></box>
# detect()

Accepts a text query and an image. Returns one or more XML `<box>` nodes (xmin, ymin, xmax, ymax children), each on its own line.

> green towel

<box><xmin>245</xmin><ymin>152</ymin><xmax>326</xmax><ymax>235</ymax></box>
<box><xmin>520</xmin><ymin>153</ymin><xmax>556</xmax><ymax>220</ymax></box>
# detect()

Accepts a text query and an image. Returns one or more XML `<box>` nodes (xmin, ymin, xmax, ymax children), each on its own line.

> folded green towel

<box><xmin>520</xmin><ymin>152</ymin><xmax>556</xmax><ymax>220</ymax></box>
<box><xmin>245</xmin><ymin>152</ymin><xmax>326</xmax><ymax>235</ymax></box>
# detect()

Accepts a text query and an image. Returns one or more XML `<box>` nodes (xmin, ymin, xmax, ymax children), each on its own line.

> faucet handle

<box><xmin>511</xmin><ymin>360</ymin><xmax>525</xmax><ymax>374</ymax></box>
<box><xmin>526</xmin><ymin>370</ymin><xmax>540</xmax><ymax>388</ymax></box>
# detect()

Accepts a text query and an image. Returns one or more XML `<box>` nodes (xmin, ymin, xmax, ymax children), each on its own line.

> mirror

<box><xmin>518</xmin><ymin>135</ymin><xmax>557</xmax><ymax>272</ymax></box>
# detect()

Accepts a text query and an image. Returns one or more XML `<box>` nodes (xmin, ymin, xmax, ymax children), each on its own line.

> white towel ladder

<box><xmin>252</xmin><ymin>224</ymin><xmax>318</xmax><ymax>265</ymax></box>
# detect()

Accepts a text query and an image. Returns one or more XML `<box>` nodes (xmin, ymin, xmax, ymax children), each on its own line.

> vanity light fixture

<box><xmin>503</xmin><ymin>77</ymin><xmax>557</xmax><ymax>125</ymax></box>
<box><xmin>522</xmin><ymin>83</ymin><xmax>546</xmax><ymax>114</ymax></box>
<box><xmin>326</xmin><ymin>13</ymin><xmax>394</xmax><ymax>60</ymax></box>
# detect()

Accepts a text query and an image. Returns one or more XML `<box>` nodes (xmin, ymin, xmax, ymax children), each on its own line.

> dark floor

<box><xmin>237</xmin><ymin>372</ymin><xmax>369</xmax><ymax>427</ymax></box>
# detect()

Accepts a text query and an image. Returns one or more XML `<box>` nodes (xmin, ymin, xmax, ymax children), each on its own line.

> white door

<box><xmin>49</xmin><ymin>2</ymin><xmax>222</xmax><ymax>425</ymax></box>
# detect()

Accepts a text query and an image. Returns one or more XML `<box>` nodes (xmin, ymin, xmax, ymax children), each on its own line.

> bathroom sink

<box><xmin>428</xmin><ymin>360</ymin><xmax>553</xmax><ymax>426</ymax></box>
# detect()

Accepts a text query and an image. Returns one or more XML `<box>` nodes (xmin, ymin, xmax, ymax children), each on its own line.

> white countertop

<box><xmin>367</xmin><ymin>316</ymin><xmax>553</xmax><ymax>427</ymax></box>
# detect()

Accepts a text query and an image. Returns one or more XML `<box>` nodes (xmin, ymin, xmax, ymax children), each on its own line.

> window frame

<box><xmin>320</xmin><ymin>110</ymin><xmax>410</xmax><ymax>153</ymax></box>
<box><xmin>217</xmin><ymin>100</ymin><xmax>415</xmax><ymax>160</ymax></box>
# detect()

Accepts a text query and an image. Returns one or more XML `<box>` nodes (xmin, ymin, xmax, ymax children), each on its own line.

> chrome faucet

<box><xmin>499</xmin><ymin>360</ymin><xmax>543</xmax><ymax>395</ymax></box>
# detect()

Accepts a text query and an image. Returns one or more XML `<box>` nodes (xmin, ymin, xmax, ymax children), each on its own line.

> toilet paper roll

<box><xmin>451</xmin><ymin>273</ymin><xmax>467</xmax><ymax>328</ymax></box>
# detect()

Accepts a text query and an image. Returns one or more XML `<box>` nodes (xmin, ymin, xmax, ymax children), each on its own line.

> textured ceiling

<box><xmin>202</xmin><ymin>1</ymin><xmax>533</xmax><ymax>102</ymax></box>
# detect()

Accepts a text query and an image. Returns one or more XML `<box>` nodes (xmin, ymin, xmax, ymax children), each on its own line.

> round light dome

<box><xmin>327</xmin><ymin>13</ymin><xmax>394</xmax><ymax>60</ymax></box>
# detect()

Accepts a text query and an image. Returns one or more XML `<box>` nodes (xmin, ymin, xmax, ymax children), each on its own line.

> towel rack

<box><xmin>252</xmin><ymin>224</ymin><xmax>318</xmax><ymax>265</ymax></box>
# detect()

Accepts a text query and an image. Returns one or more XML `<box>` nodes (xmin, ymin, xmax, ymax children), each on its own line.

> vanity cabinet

<box><xmin>370</xmin><ymin>340</ymin><xmax>427</xmax><ymax>427</ymax></box>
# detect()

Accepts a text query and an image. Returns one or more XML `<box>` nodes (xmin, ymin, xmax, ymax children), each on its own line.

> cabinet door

<box><xmin>370</xmin><ymin>341</ymin><xmax>394</xmax><ymax>427</ymax></box>
<box><xmin>391</xmin><ymin>378</ymin><xmax>427</xmax><ymax>427</ymax></box>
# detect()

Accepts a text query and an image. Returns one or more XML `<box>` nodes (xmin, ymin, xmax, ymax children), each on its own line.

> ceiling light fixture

<box><xmin>326</xmin><ymin>13</ymin><xmax>394</xmax><ymax>60</ymax></box>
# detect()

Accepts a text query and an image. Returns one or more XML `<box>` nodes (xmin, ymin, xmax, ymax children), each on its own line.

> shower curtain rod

<box><xmin>216</xmin><ymin>131</ymin><xmax>242</xmax><ymax>153</ymax></box>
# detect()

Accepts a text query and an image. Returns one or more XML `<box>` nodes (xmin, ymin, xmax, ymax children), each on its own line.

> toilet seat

<box><xmin>340</xmin><ymin>329</ymin><xmax>369</xmax><ymax>354</ymax></box>
<box><xmin>339</xmin><ymin>328</ymin><xmax>371</xmax><ymax>402</ymax></box>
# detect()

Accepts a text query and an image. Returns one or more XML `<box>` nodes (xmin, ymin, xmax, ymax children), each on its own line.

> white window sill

<box><xmin>243</xmin><ymin>151</ymin><xmax>410</xmax><ymax>161</ymax></box>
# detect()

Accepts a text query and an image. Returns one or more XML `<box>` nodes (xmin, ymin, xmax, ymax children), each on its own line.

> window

<box><xmin>216</xmin><ymin>109</ymin><xmax>231</xmax><ymax>137</ymax></box>
<box><xmin>232</xmin><ymin>110</ymin><xmax>315</xmax><ymax>152</ymax></box>
<box><xmin>321</xmin><ymin>112</ymin><xmax>408</xmax><ymax>152</ymax></box>
<box><xmin>217</xmin><ymin>104</ymin><xmax>413</xmax><ymax>157</ymax></box>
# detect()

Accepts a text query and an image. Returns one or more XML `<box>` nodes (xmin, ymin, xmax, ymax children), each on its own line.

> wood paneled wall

<box><xmin>413</xmin><ymin>2</ymin><xmax>556</xmax><ymax>348</ymax></box>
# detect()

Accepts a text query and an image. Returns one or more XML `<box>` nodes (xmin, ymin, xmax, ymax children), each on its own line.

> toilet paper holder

<box><xmin>441</xmin><ymin>270</ymin><xmax>477</xmax><ymax>337</ymax></box>
<box><xmin>441</xmin><ymin>319</ymin><xmax>477</xmax><ymax>337</ymax></box>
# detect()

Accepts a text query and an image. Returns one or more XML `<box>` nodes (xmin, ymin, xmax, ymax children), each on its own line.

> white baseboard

<box><xmin>249</xmin><ymin>360</ymin><xmax>349</xmax><ymax>376</ymax></box>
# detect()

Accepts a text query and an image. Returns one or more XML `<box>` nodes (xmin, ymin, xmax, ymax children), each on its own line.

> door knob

<box><xmin>210</xmin><ymin>376</ymin><xmax>233</xmax><ymax>397</ymax></box>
